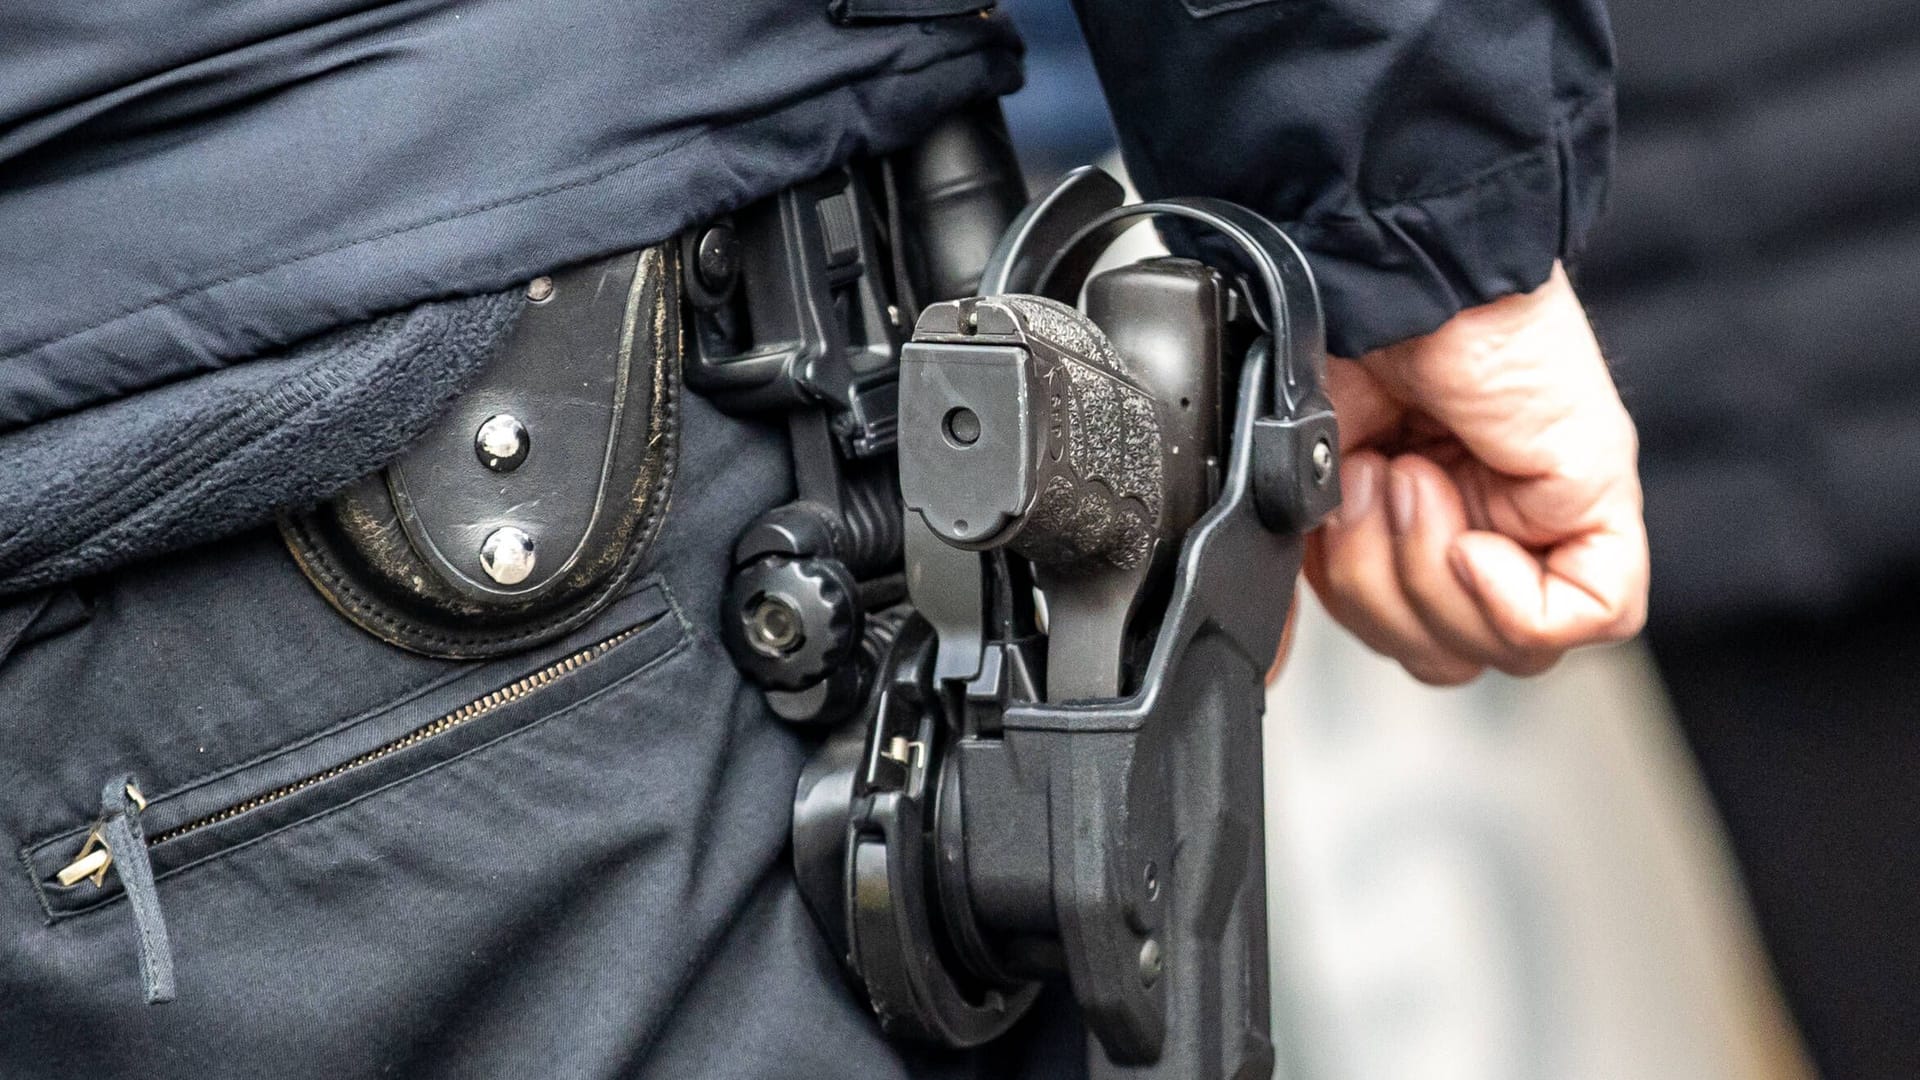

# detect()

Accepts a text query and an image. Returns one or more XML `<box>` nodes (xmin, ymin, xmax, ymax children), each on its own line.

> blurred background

<box><xmin>999</xmin><ymin>2</ymin><xmax>1920</xmax><ymax>1077</ymax></box>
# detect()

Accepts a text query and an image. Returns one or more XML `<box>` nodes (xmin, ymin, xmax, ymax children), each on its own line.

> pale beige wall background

<box><xmin>1264</xmin><ymin>592</ymin><xmax>1814</xmax><ymax>1080</ymax></box>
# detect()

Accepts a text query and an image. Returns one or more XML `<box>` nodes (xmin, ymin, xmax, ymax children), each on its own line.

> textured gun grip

<box><xmin>1001</xmin><ymin>296</ymin><xmax>1163</xmax><ymax>571</ymax></box>
<box><xmin>899</xmin><ymin>295</ymin><xmax>1165</xmax><ymax>571</ymax></box>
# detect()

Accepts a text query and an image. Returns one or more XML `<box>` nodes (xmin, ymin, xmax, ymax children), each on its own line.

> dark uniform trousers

<box><xmin>0</xmin><ymin>390</ymin><xmax>1079</xmax><ymax>1079</ymax></box>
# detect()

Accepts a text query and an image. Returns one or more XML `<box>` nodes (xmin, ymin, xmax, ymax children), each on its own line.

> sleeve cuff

<box><xmin>1177</xmin><ymin>89</ymin><xmax>1615</xmax><ymax>359</ymax></box>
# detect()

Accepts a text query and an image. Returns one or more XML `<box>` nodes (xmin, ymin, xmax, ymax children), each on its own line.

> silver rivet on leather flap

<box><xmin>475</xmin><ymin>414</ymin><xmax>530</xmax><ymax>472</ymax></box>
<box><xmin>278</xmin><ymin>245</ymin><xmax>681</xmax><ymax>658</ymax></box>
<box><xmin>480</xmin><ymin>526</ymin><xmax>537</xmax><ymax>585</ymax></box>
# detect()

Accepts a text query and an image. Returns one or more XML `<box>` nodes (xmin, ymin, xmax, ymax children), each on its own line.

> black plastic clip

<box><xmin>1252</xmin><ymin>404</ymin><xmax>1340</xmax><ymax>533</ymax></box>
<box><xmin>682</xmin><ymin>169</ymin><xmax>902</xmax><ymax>461</ymax></box>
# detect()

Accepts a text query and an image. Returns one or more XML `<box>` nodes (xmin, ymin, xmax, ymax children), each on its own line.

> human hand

<box><xmin>1302</xmin><ymin>264</ymin><xmax>1647</xmax><ymax>685</ymax></box>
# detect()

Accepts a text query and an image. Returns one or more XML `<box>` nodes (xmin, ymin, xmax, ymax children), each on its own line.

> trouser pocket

<box><xmin>26</xmin><ymin>580</ymin><xmax>679</xmax><ymax>914</ymax></box>
<box><xmin>18</xmin><ymin>579</ymin><xmax>687</xmax><ymax>989</ymax></box>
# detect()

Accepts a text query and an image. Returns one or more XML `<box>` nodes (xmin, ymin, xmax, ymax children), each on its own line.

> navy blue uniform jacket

<box><xmin>0</xmin><ymin>1</ymin><xmax>1613</xmax><ymax>586</ymax></box>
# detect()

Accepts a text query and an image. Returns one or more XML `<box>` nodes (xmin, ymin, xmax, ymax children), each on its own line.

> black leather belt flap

<box><xmin>282</xmin><ymin>246</ymin><xmax>681</xmax><ymax>658</ymax></box>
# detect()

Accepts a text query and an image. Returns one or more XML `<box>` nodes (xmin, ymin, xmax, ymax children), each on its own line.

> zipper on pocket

<box><xmin>46</xmin><ymin>619</ymin><xmax>651</xmax><ymax>894</ymax></box>
<box><xmin>146</xmin><ymin>622</ymin><xmax>648</xmax><ymax>849</ymax></box>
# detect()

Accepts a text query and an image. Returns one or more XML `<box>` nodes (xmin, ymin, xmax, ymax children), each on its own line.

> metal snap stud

<box><xmin>480</xmin><ymin>526</ymin><xmax>537</xmax><ymax>586</ymax></box>
<box><xmin>475</xmin><ymin>414</ymin><xmax>530</xmax><ymax>472</ymax></box>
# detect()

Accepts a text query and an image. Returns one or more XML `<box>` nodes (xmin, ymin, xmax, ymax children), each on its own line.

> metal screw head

<box><xmin>745</xmin><ymin>593</ymin><xmax>805</xmax><ymax>658</ymax></box>
<box><xmin>1311</xmin><ymin>438</ymin><xmax>1334</xmax><ymax>486</ymax></box>
<box><xmin>694</xmin><ymin>226</ymin><xmax>740</xmax><ymax>294</ymax></box>
<box><xmin>479</xmin><ymin>526</ymin><xmax>537</xmax><ymax>586</ymax></box>
<box><xmin>1138</xmin><ymin>938</ymin><xmax>1164</xmax><ymax>986</ymax></box>
<box><xmin>475</xmin><ymin>414</ymin><xmax>530</xmax><ymax>472</ymax></box>
<box><xmin>526</xmin><ymin>276</ymin><xmax>555</xmax><ymax>303</ymax></box>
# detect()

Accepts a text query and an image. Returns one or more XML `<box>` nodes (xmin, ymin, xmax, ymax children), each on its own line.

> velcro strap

<box><xmin>829</xmin><ymin>0</ymin><xmax>994</xmax><ymax>24</ymax></box>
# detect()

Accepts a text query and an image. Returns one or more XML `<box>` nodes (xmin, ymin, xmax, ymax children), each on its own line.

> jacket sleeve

<box><xmin>1069</xmin><ymin>0</ymin><xmax>1615</xmax><ymax>357</ymax></box>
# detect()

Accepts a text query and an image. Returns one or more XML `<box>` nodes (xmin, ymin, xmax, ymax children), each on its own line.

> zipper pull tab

<box><xmin>54</xmin><ymin>783</ymin><xmax>145</xmax><ymax>888</ymax></box>
<box><xmin>54</xmin><ymin>778</ymin><xmax>175</xmax><ymax>1004</ymax></box>
<box><xmin>55</xmin><ymin>827</ymin><xmax>112</xmax><ymax>888</ymax></box>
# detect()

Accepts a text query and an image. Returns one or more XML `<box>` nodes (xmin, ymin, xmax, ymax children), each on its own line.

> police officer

<box><xmin>0</xmin><ymin>3</ymin><xmax>1645</xmax><ymax>1077</ymax></box>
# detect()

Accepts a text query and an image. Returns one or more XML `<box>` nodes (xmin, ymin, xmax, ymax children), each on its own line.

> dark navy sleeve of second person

<box><xmin>1071</xmin><ymin>0</ymin><xmax>1615</xmax><ymax>357</ymax></box>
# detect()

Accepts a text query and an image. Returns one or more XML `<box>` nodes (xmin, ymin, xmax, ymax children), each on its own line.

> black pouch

<box><xmin>282</xmin><ymin>246</ymin><xmax>681</xmax><ymax>659</ymax></box>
